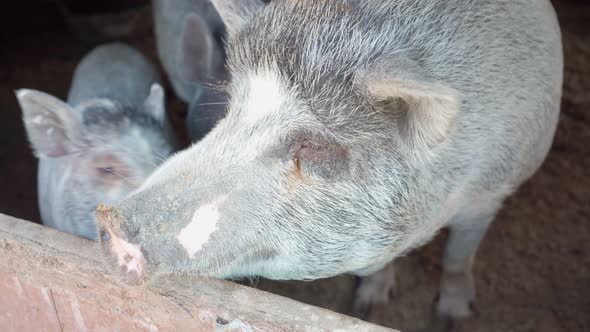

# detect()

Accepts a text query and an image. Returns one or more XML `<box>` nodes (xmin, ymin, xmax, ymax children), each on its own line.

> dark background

<box><xmin>0</xmin><ymin>1</ymin><xmax>588</xmax><ymax>331</ymax></box>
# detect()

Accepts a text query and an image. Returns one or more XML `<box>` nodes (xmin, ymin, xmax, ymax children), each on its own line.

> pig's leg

<box><xmin>351</xmin><ymin>262</ymin><xmax>396</xmax><ymax>319</ymax></box>
<box><xmin>430</xmin><ymin>212</ymin><xmax>495</xmax><ymax>329</ymax></box>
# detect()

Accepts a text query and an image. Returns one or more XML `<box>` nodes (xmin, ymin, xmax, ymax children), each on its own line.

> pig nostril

<box><xmin>216</xmin><ymin>317</ymin><xmax>229</xmax><ymax>325</ymax></box>
<box><xmin>215</xmin><ymin>318</ymin><xmax>252</xmax><ymax>332</ymax></box>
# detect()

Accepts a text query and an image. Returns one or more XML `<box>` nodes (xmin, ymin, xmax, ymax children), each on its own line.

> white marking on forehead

<box><xmin>176</xmin><ymin>196</ymin><xmax>227</xmax><ymax>258</ymax></box>
<box><xmin>242</xmin><ymin>70</ymin><xmax>286</xmax><ymax>125</ymax></box>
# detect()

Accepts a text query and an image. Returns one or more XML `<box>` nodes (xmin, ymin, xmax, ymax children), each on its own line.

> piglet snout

<box><xmin>96</xmin><ymin>204</ymin><xmax>147</xmax><ymax>285</ymax></box>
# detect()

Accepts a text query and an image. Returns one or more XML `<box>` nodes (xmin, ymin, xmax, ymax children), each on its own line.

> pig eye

<box><xmin>293</xmin><ymin>139</ymin><xmax>326</xmax><ymax>161</ymax></box>
<box><xmin>292</xmin><ymin>137</ymin><xmax>349</xmax><ymax>179</ymax></box>
<box><xmin>95</xmin><ymin>165</ymin><xmax>134</xmax><ymax>184</ymax></box>
<box><xmin>298</xmin><ymin>139</ymin><xmax>323</xmax><ymax>152</ymax></box>
<box><xmin>93</xmin><ymin>154</ymin><xmax>130</xmax><ymax>180</ymax></box>
<box><xmin>98</xmin><ymin>166</ymin><xmax>116</xmax><ymax>176</ymax></box>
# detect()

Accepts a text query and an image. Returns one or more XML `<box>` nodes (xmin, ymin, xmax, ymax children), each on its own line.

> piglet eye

<box><xmin>98</xmin><ymin>167</ymin><xmax>116</xmax><ymax>176</ymax></box>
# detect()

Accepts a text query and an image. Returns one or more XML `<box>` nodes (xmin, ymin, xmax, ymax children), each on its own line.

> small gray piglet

<box><xmin>152</xmin><ymin>0</ymin><xmax>228</xmax><ymax>142</ymax></box>
<box><xmin>16</xmin><ymin>43</ymin><xmax>177</xmax><ymax>240</ymax></box>
<box><xmin>97</xmin><ymin>1</ymin><xmax>562</xmax><ymax>329</ymax></box>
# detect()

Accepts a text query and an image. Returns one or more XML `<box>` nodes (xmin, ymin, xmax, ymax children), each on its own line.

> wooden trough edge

<box><xmin>0</xmin><ymin>213</ymin><xmax>396</xmax><ymax>331</ymax></box>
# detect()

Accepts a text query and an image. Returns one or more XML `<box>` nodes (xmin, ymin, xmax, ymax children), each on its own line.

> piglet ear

<box><xmin>180</xmin><ymin>14</ymin><xmax>222</xmax><ymax>84</ymax></box>
<box><xmin>15</xmin><ymin>89</ymin><xmax>80</xmax><ymax>158</ymax></box>
<box><xmin>356</xmin><ymin>56</ymin><xmax>461</xmax><ymax>154</ymax></box>
<box><xmin>143</xmin><ymin>83</ymin><xmax>166</xmax><ymax>125</ymax></box>
<box><xmin>209</xmin><ymin>0</ymin><xmax>266</xmax><ymax>36</ymax></box>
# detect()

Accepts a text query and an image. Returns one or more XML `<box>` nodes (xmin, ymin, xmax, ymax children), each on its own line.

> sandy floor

<box><xmin>0</xmin><ymin>1</ymin><xmax>588</xmax><ymax>331</ymax></box>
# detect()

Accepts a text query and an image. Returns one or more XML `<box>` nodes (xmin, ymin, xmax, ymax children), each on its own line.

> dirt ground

<box><xmin>0</xmin><ymin>1</ymin><xmax>588</xmax><ymax>331</ymax></box>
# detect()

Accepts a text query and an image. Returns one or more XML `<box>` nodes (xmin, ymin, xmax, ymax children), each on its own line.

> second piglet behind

<box><xmin>153</xmin><ymin>0</ymin><xmax>228</xmax><ymax>142</ymax></box>
<box><xmin>16</xmin><ymin>43</ymin><xmax>177</xmax><ymax>240</ymax></box>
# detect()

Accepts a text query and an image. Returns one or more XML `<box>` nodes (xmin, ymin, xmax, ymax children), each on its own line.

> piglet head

<box><xmin>16</xmin><ymin>85</ymin><xmax>176</xmax><ymax>240</ymax></box>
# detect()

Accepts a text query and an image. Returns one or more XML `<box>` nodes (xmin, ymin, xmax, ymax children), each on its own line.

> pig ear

<box><xmin>15</xmin><ymin>89</ymin><xmax>81</xmax><ymax>158</ymax></box>
<box><xmin>180</xmin><ymin>14</ymin><xmax>218</xmax><ymax>83</ymax></box>
<box><xmin>209</xmin><ymin>0</ymin><xmax>266</xmax><ymax>36</ymax></box>
<box><xmin>356</xmin><ymin>57</ymin><xmax>461</xmax><ymax>152</ymax></box>
<box><xmin>143</xmin><ymin>83</ymin><xmax>166</xmax><ymax>125</ymax></box>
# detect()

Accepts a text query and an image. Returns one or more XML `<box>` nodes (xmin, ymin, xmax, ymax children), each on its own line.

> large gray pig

<box><xmin>17</xmin><ymin>43</ymin><xmax>176</xmax><ymax>240</ymax></box>
<box><xmin>152</xmin><ymin>0</ymin><xmax>228</xmax><ymax>142</ymax></box>
<box><xmin>97</xmin><ymin>0</ymin><xmax>563</xmax><ymax>326</ymax></box>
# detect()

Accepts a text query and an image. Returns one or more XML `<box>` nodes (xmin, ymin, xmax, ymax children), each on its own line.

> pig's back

<box><xmin>67</xmin><ymin>43</ymin><xmax>161</xmax><ymax>106</ymax></box>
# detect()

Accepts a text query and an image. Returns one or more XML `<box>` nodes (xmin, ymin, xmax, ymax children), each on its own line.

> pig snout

<box><xmin>96</xmin><ymin>204</ymin><xmax>148</xmax><ymax>286</ymax></box>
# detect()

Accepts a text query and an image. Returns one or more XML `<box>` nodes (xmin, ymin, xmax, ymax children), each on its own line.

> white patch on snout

<box><xmin>242</xmin><ymin>71</ymin><xmax>285</xmax><ymax>125</ymax></box>
<box><xmin>176</xmin><ymin>196</ymin><xmax>227</xmax><ymax>258</ymax></box>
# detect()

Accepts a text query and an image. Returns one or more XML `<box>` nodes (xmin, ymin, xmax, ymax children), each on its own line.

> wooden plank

<box><xmin>0</xmin><ymin>213</ymin><xmax>395</xmax><ymax>331</ymax></box>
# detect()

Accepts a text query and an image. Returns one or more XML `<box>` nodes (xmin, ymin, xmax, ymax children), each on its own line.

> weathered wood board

<box><xmin>0</xmin><ymin>213</ymin><xmax>395</xmax><ymax>331</ymax></box>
